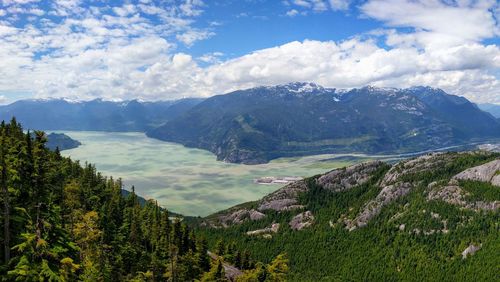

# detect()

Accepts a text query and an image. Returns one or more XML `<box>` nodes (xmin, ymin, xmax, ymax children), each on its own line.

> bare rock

<box><xmin>453</xmin><ymin>159</ymin><xmax>500</xmax><ymax>184</ymax></box>
<box><xmin>346</xmin><ymin>182</ymin><xmax>413</xmax><ymax>230</ymax></box>
<box><xmin>317</xmin><ymin>161</ymin><xmax>385</xmax><ymax>192</ymax></box>
<box><xmin>257</xmin><ymin>180</ymin><xmax>308</xmax><ymax>211</ymax></box>
<box><xmin>490</xmin><ymin>174</ymin><xmax>500</xmax><ymax>187</ymax></box>
<box><xmin>381</xmin><ymin>153</ymin><xmax>460</xmax><ymax>186</ymax></box>
<box><xmin>427</xmin><ymin>184</ymin><xmax>499</xmax><ymax>211</ymax></box>
<box><xmin>427</xmin><ymin>185</ymin><xmax>468</xmax><ymax>206</ymax></box>
<box><xmin>215</xmin><ymin>208</ymin><xmax>266</xmax><ymax>227</ymax></box>
<box><xmin>289</xmin><ymin>211</ymin><xmax>315</xmax><ymax>230</ymax></box>
<box><xmin>246</xmin><ymin>223</ymin><xmax>280</xmax><ymax>236</ymax></box>
<box><xmin>249</xmin><ymin>210</ymin><xmax>266</xmax><ymax>221</ymax></box>
<box><xmin>462</xmin><ymin>244</ymin><xmax>481</xmax><ymax>259</ymax></box>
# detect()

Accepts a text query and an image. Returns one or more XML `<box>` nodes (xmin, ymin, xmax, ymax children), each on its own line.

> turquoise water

<box><xmin>60</xmin><ymin>131</ymin><xmax>378</xmax><ymax>216</ymax></box>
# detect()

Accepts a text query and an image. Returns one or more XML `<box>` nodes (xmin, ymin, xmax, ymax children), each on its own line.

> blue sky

<box><xmin>182</xmin><ymin>1</ymin><xmax>378</xmax><ymax>59</ymax></box>
<box><xmin>0</xmin><ymin>0</ymin><xmax>499</xmax><ymax>104</ymax></box>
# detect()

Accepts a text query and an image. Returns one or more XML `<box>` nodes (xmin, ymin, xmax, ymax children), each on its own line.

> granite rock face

<box><xmin>344</xmin><ymin>153</ymin><xmax>475</xmax><ymax>231</ymax></box>
<box><xmin>427</xmin><ymin>183</ymin><xmax>499</xmax><ymax>211</ymax></box>
<box><xmin>492</xmin><ymin>174</ymin><xmax>500</xmax><ymax>186</ymax></box>
<box><xmin>257</xmin><ymin>180</ymin><xmax>308</xmax><ymax>212</ymax></box>
<box><xmin>453</xmin><ymin>159</ymin><xmax>500</xmax><ymax>185</ymax></box>
<box><xmin>212</xmin><ymin>208</ymin><xmax>266</xmax><ymax>227</ymax></box>
<box><xmin>346</xmin><ymin>182</ymin><xmax>413</xmax><ymax>231</ymax></box>
<box><xmin>317</xmin><ymin>161</ymin><xmax>384</xmax><ymax>192</ymax></box>
<box><xmin>289</xmin><ymin>211</ymin><xmax>315</xmax><ymax>230</ymax></box>
<box><xmin>424</xmin><ymin>158</ymin><xmax>500</xmax><ymax>211</ymax></box>
<box><xmin>380</xmin><ymin>153</ymin><xmax>443</xmax><ymax>186</ymax></box>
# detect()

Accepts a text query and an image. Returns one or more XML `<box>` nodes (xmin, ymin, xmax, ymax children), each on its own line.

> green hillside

<box><xmin>196</xmin><ymin>152</ymin><xmax>500</xmax><ymax>281</ymax></box>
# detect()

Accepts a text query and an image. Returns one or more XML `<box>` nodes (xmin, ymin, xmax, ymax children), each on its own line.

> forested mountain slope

<box><xmin>148</xmin><ymin>83</ymin><xmax>500</xmax><ymax>164</ymax></box>
<box><xmin>0</xmin><ymin>98</ymin><xmax>203</xmax><ymax>132</ymax></box>
<box><xmin>197</xmin><ymin>151</ymin><xmax>500</xmax><ymax>281</ymax></box>
<box><xmin>0</xmin><ymin>119</ymin><xmax>286</xmax><ymax>281</ymax></box>
<box><xmin>45</xmin><ymin>133</ymin><xmax>81</xmax><ymax>151</ymax></box>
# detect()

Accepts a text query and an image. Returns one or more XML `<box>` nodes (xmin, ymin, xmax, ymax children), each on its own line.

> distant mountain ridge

<box><xmin>479</xmin><ymin>103</ymin><xmax>500</xmax><ymax>118</ymax></box>
<box><xmin>147</xmin><ymin>83</ymin><xmax>500</xmax><ymax>164</ymax></box>
<box><xmin>45</xmin><ymin>133</ymin><xmax>81</xmax><ymax>151</ymax></box>
<box><xmin>0</xmin><ymin>98</ymin><xmax>204</xmax><ymax>132</ymax></box>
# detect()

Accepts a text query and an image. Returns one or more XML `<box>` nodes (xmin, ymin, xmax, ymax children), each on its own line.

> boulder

<box><xmin>462</xmin><ymin>244</ymin><xmax>481</xmax><ymax>259</ymax></box>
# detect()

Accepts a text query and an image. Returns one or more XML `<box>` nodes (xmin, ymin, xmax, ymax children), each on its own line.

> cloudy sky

<box><xmin>0</xmin><ymin>0</ymin><xmax>499</xmax><ymax>104</ymax></box>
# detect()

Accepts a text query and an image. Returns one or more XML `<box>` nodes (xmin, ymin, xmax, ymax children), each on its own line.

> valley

<box><xmin>58</xmin><ymin>131</ymin><xmax>388</xmax><ymax>216</ymax></box>
<box><xmin>59</xmin><ymin>131</ymin><xmax>494</xmax><ymax>216</ymax></box>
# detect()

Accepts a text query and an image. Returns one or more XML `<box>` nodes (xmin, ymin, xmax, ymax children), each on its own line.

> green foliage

<box><xmin>198</xmin><ymin>153</ymin><xmax>500</xmax><ymax>281</ymax></box>
<box><xmin>0</xmin><ymin>120</ymin><xmax>266</xmax><ymax>281</ymax></box>
<box><xmin>460</xmin><ymin>180</ymin><xmax>500</xmax><ymax>202</ymax></box>
<box><xmin>201</xmin><ymin>259</ymin><xmax>227</xmax><ymax>282</ymax></box>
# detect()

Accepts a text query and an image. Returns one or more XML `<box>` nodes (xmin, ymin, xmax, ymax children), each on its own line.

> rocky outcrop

<box><xmin>427</xmin><ymin>184</ymin><xmax>467</xmax><ymax>206</ymax></box>
<box><xmin>453</xmin><ymin>159</ymin><xmax>500</xmax><ymax>185</ymax></box>
<box><xmin>246</xmin><ymin>223</ymin><xmax>280</xmax><ymax>236</ymax></box>
<box><xmin>317</xmin><ymin>161</ymin><xmax>384</xmax><ymax>192</ymax></box>
<box><xmin>492</xmin><ymin>174</ymin><xmax>500</xmax><ymax>186</ymax></box>
<box><xmin>462</xmin><ymin>244</ymin><xmax>481</xmax><ymax>259</ymax></box>
<box><xmin>380</xmin><ymin>153</ymin><xmax>455</xmax><ymax>186</ymax></box>
<box><xmin>346</xmin><ymin>182</ymin><xmax>413</xmax><ymax>231</ymax></box>
<box><xmin>289</xmin><ymin>211</ymin><xmax>315</xmax><ymax>230</ymax></box>
<box><xmin>257</xmin><ymin>180</ymin><xmax>308</xmax><ymax>212</ymax></box>
<box><xmin>210</xmin><ymin>208</ymin><xmax>266</xmax><ymax>227</ymax></box>
<box><xmin>427</xmin><ymin>182</ymin><xmax>499</xmax><ymax>211</ymax></box>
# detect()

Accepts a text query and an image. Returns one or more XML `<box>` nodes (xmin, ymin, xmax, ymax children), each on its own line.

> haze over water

<box><xmin>60</xmin><ymin>131</ymin><xmax>376</xmax><ymax>216</ymax></box>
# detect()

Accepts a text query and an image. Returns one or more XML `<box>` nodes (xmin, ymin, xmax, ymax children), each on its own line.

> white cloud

<box><xmin>198</xmin><ymin>52</ymin><xmax>223</xmax><ymax>64</ymax></box>
<box><xmin>291</xmin><ymin>0</ymin><xmax>329</xmax><ymax>12</ymax></box>
<box><xmin>329</xmin><ymin>0</ymin><xmax>349</xmax><ymax>11</ymax></box>
<box><xmin>195</xmin><ymin>40</ymin><xmax>499</xmax><ymax>104</ymax></box>
<box><xmin>0</xmin><ymin>0</ymin><xmax>498</xmax><ymax>105</ymax></box>
<box><xmin>286</xmin><ymin>9</ymin><xmax>299</xmax><ymax>17</ymax></box>
<box><xmin>179</xmin><ymin>0</ymin><xmax>204</xmax><ymax>17</ymax></box>
<box><xmin>288</xmin><ymin>0</ymin><xmax>347</xmax><ymax>12</ymax></box>
<box><xmin>176</xmin><ymin>29</ymin><xmax>214</xmax><ymax>46</ymax></box>
<box><xmin>361</xmin><ymin>0</ymin><xmax>498</xmax><ymax>47</ymax></box>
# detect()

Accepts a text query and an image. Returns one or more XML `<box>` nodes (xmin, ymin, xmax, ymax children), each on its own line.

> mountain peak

<box><xmin>260</xmin><ymin>82</ymin><xmax>335</xmax><ymax>95</ymax></box>
<box><xmin>282</xmin><ymin>82</ymin><xmax>325</xmax><ymax>93</ymax></box>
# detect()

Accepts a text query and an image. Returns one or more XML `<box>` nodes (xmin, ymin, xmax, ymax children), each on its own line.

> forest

<box><xmin>0</xmin><ymin>119</ymin><xmax>287</xmax><ymax>281</ymax></box>
<box><xmin>197</xmin><ymin>152</ymin><xmax>500</xmax><ymax>281</ymax></box>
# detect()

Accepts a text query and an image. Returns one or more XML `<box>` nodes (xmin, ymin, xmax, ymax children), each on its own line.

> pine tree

<box><xmin>201</xmin><ymin>258</ymin><xmax>227</xmax><ymax>282</ymax></box>
<box><xmin>197</xmin><ymin>237</ymin><xmax>211</xmax><ymax>272</ymax></box>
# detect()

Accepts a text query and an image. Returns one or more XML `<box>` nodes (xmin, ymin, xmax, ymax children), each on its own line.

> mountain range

<box><xmin>0</xmin><ymin>98</ymin><xmax>203</xmax><ymax>131</ymax></box>
<box><xmin>147</xmin><ymin>83</ymin><xmax>500</xmax><ymax>164</ymax></box>
<box><xmin>1</xmin><ymin>83</ymin><xmax>499</xmax><ymax>165</ymax></box>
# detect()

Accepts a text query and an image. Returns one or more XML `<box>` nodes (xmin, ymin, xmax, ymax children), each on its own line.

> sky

<box><xmin>0</xmin><ymin>0</ymin><xmax>499</xmax><ymax>104</ymax></box>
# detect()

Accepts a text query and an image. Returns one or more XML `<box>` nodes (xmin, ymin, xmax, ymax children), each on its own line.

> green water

<box><xmin>60</xmin><ymin>131</ymin><xmax>381</xmax><ymax>216</ymax></box>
